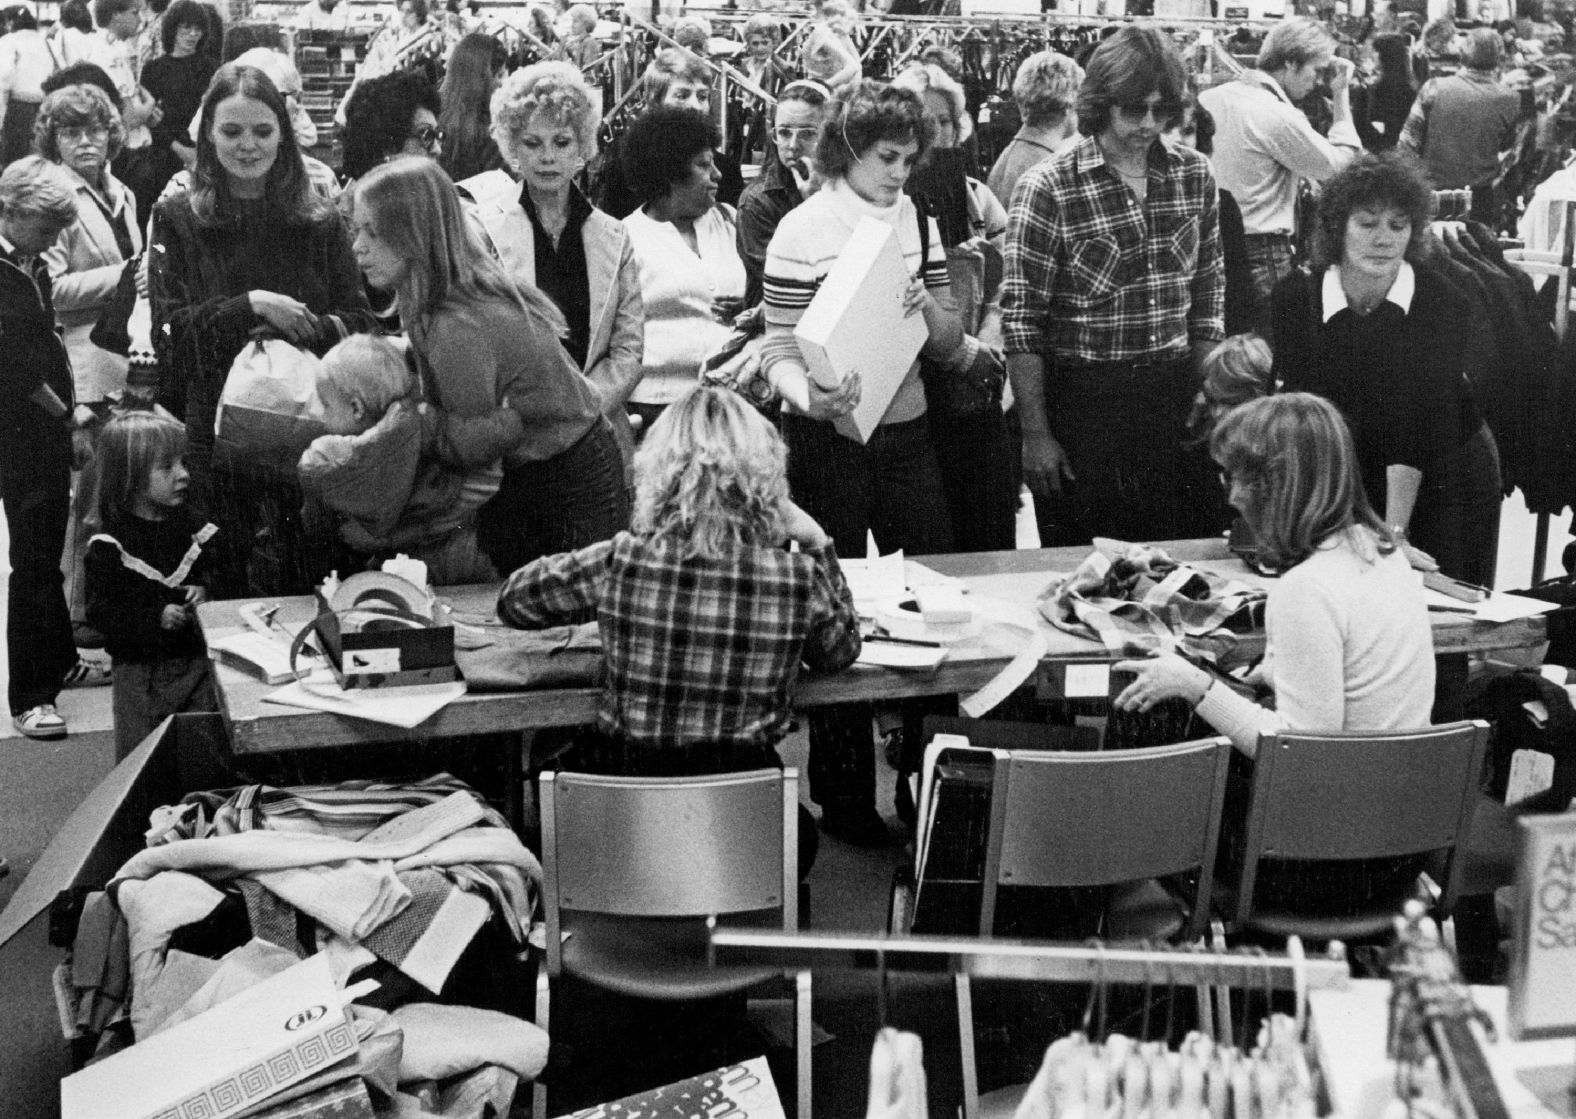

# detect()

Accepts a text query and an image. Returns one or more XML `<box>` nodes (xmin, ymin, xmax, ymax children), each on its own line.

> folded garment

<box><xmin>112</xmin><ymin>870</ymin><xmax>227</xmax><ymax>1038</ymax></box>
<box><xmin>391</xmin><ymin>1002</ymin><xmax>549</xmax><ymax>1082</ymax></box>
<box><xmin>256</xmin><ymin>859</ymin><xmax>410</xmax><ymax>942</ymax></box>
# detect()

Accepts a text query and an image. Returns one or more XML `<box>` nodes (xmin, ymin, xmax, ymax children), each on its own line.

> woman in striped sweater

<box><xmin>760</xmin><ymin>80</ymin><xmax>966</xmax><ymax>845</ymax></box>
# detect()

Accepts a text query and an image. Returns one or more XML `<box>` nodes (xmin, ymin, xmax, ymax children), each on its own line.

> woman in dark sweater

<box><xmin>150</xmin><ymin>63</ymin><xmax>373</xmax><ymax>598</ymax></box>
<box><xmin>1272</xmin><ymin>151</ymin><xmax>1501</xmax><ymax>586</ymax></box>
<box><xmin>139</xmin><ymin>0</ymin><xmax>220</xmax><ymax>204</ymax></box>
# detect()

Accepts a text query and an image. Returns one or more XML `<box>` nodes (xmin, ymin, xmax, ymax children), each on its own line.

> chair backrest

<box><xmin>1233</xmin><ymin>720</ymin><xmax>1490</xmax><ymax>923</ymax></box>
<box><xmin>539</xmin><ymin>767</ymin><xmax>796</xmax><ymax>963</ymax></box>
<box><xmin>975</xmin><ymin>735</ymin><xmax>1233</xmax><ymax>940</ymax></box>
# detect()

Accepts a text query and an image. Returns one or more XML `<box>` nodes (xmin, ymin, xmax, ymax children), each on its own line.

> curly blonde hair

<box><xmin>633</xmin><ymin>387</ymin><xmax>790</xmax><ymax>559</ymax></box>
<box><xmin>490</xmin><ymin>61</ymin><xmax>600</xmax><ymax>166</ymax></box>
<box><xmin>34</xmin><ymin>83</ymin><xmax>126</xmax><ymax>163</ymax></box>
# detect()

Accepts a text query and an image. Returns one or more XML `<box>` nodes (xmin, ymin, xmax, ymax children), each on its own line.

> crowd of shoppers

<box><xmin>0</xmin><ymin>0</ymin><xmax>1541</xmax><ymax>867</ymax></box>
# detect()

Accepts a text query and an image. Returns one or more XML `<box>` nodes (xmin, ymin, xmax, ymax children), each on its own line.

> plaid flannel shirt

<box><xmin>497</xmin><ymin>532</ymin><xmax>861</xmax><ymax>755</ymax></box>
<box><xmin>1002</xmin><ymin>136</ymin><xmax>1225</xmax><ymax>364</ymax></box>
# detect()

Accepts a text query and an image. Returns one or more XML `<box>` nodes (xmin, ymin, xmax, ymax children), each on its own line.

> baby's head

<box><xmin>1190</xmin><ymin>333</ymin><xmax>1272</xmax><ymax>441</ymax></box>
<box><xmin>317</xmin><ymin>334</ymin><xmax>413</xmax><ymax>435</ymax></box>
<box><xmin>633</xmin><ymin>386</ymin><xmax>789</xmax><ymax>558</ymax></box>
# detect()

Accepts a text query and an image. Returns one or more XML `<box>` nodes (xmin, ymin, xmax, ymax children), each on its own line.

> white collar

<box><xmin>824</xmin><ymin>176</ymin><xmax>905</xmax><ymax>229</ymax></box>
<box><xmin>1322</xmin><ymin>261</ymin><xmax>1416</xmax><ymax>321</ymax></box>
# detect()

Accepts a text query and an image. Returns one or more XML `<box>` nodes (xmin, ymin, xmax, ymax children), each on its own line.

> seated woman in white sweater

<box><xmin>1115</xmin><ymin>391</ymin><xmax>1435</xmax><ymax>750</ymax></box>
<box><xmin>1114</xmin><ymin>392</ymin><xmax>1436</xmax><ymax>915</ymax></box>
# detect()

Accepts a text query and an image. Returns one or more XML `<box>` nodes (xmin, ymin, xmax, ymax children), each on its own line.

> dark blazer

<box><xmin>0</xmin><ymin>249</ymin><xmax>73</xmax><ymax>452</ymax></box>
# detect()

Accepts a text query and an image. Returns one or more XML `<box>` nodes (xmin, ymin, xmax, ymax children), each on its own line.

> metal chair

<box><xmin>1222</xmin><ymin>720</ymin><xmax>1491</xmax><ymax>943</ymax></box>
<box><xmin>535</xmin><ymin>767</ymin><xmax>810</xmax><ymax>1119</ymax></box>
<box><xmin>891</xmin><ymin>725</ymin><xmax>1234</xmax><ymax>1119</ymax></box>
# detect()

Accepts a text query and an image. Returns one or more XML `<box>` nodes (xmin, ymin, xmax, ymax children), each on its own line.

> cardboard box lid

<box><xmin>793</xmin><ymin>216</ymin><xmax>929</xmax><ymax>444</ymax></box>
<box><xmin>0</xmin><ymin>714</ymin><xmax>232</xmax><ymax>954</ymax></box>
<box><xmin>61</xmin><ymin>953</ymin><xmax>358</xmax><ymax>1119</ymax></box>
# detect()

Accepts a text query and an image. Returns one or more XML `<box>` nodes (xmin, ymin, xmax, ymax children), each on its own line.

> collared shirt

<box><xmin>497</xmin><ymin>533</ymin><xmax>861</xmax><ymax>754</ymax></box>
<box><xmin>1321</xmin><ymin>260</ymin><xmax>1416</xmax><ymax>319</ymax></box>
<box><xmin>1001</xmin><ymin>134</ymin><xmax>1224</xmax><ymax>363</ymax></box>
<box><xmin>1199</xmin><ymin>70</ymin><xmax>1360</xmax><ymax>236</ymax></box>
<box><xmin>521</xmin><ymin>184</ymin><xmax>593</xmax><ymax>368</ymax></box>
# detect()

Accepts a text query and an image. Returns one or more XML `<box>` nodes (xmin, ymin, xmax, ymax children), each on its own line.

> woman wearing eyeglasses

<box><xmin>36</xmin><ymin>83</ymin><xmax>145</xmax><ymax>642</ymax></box>
<box><xmin>341</xmin><ymin>69</ymin><xmax>444</xmax><ymax>184</ymax></box>
<box><xmin>736</xmin><ymin>79</ymin><xmax>829</xmax><ymax>308</ymax></box>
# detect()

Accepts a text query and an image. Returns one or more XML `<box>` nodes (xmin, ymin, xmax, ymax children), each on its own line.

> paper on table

<box><xmin>839</xmin><ymin>534</ymin><xmax>908</xmax><ymax>611</ymax></box>
<box><xmin>264</xmin><ymin>669</ymin><xmax>466</xmax><ymax>728</ymax></box>
<box><xmin>856</xmin><ymin>641</ymin><xmax>948</xmax><ymax>670</ymax></box>
<box><xmin>959</xmin><ymin>594</ymin><xmax>1050</xmax><ymax>718</ymax></box>
<box><xmin>1424</xmin><ymin>588</ymin><xmax>1559</xmax><ymax>624</ymax></box>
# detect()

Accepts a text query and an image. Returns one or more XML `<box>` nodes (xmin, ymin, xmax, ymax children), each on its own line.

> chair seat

<box><xmin>1105</xmin><ymin>879</ymin><xmax>1185</xmax><ymax>942</ymax></box>
<box><xmin>560</xmin><ymin>914</ymin><xmax>776</xmax><ymax>1000</ymax></box>
<box><xmin>1243</xmin><ymin>907</ymin><xmax>1400</xmax><ymax>943</ymax></box>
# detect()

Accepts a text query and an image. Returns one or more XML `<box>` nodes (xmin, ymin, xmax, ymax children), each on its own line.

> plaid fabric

<box><xmin>1001</xmin><ymin>136</ymin><xmax>1225</xmax><ymax>363</ymax></box>
<box><xmin>1038</xmin><ymin>544</ymin><xmax>1265</xmax><ymax>660</ymax></box>
<box><xmin>497</xmin><ymin>532</ymin><xmax>861</xmax><ymax>755</ymax></box>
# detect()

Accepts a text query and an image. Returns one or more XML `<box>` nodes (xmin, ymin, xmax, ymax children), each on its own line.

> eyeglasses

<box><xmin>772</xmin><ymin>126</ymin><xmax>819</xmax><ymax>144</ymax></box>
<box><xmin>408</xmin><ymin>125</ymin><xmax>446</xmax><ymax>149</ymax></box>
<box><xmin>1114</xmin><ymin>99</ymin><xmax>1179</xmax><ymax>124</ymax></box>
<box><xmin>58</xmin><ymin>125</ymin><xmax>109</xmax><ymax>144</ymax></box>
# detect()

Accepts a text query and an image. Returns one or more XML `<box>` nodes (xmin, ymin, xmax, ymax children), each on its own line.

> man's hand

<box><xmin>1328</xmin><ymin>56</ymin><xmax>1355</xmax><ymax>94</ymax></box>
<box><xmin>1022</xmin><ymin>429</ymin><xmax>1074</xmax><ymax>496</ymax></box>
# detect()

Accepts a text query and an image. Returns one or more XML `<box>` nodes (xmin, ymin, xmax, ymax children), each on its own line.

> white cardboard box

<box><xmin>61</xmin><ymin>953</ymin><xmax>359</xmax><ymax>1119</ymax></box>
<box><xmin>793</xmin><ymin>216</ymin><xmax>929</xmax><ymax>444</ymax></box>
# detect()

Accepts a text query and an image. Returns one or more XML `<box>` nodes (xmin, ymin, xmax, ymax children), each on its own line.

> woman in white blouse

<box><xmin>618</xmin><ymin>105</ymin><xmax>746</xmax><ymax>434</ymax></box>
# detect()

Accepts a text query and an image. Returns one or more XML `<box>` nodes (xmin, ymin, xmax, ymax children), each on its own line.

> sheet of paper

<box><xmin>839</xmin><ymin>540</ymin><xmax>907</xmax><ymax>611</ymax></box>
<box><xmin>1064</xmin><ymin>663</ymin><xmax>1112</xmax><ymax>698</ymax></box>
<box><xmin>855</xmin><ymin>641</ymin><xmax>947</xmax><ymax>670</ymax></box>
<box><xmin>1424</xmin><ymin>589</ymin><xmax>1559</xmax><ymax>624</ymax></box>
<box><xmin>263</xmin><ymin>670</ymin><xmax>466</xmax><ymax>728</ymax></box>
<box><xmin>904</xmin><ymin>561</ymin><xmax>965</xmax><ymax>591</ymax></box>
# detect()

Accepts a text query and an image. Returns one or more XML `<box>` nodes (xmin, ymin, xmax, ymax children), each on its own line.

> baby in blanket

<box><xmin>299</xmin><ymin>335</ymin><xmax>498</xmax><ymax>584</ymax></box>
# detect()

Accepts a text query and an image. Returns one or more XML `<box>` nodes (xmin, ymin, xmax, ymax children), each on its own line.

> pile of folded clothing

<box><xmin>57</xmin><ymin>773</ymin><xmax>548</xmax><ymax>1117</ymax></box>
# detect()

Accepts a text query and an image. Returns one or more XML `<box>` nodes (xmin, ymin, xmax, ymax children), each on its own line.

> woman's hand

<box><xmin>903</xmin><ymin>275</ymin><xmax>931</xmax><ymax>319</ymax></box>
<box><xmin>160</xmin><ymin>603</ymin><xmax>189</xmax><ymax>631</ymax></box>
<box><xmin>805</xmin><ymin>369</ymin><xmax>860</xmax><ymax>420</ymax></box>
<box><xmin>1112</xmin><ymin>653</ymin><xmax>1213</xmax><ymax>713</ymax></box>
<box><xmin>782</xmin><ymin>499</ymin><xmax>831</xmax><ymax>549</ymax></box>
<box><xmin>711</xmin><ymin>294</ymin><xmax>746</xmax><ymax>325</ymax></box>
<box><xmin>788</xmin><ymin>158</ymin><xmax>823</xmax><ymax>199</ymax></box>
<box><xmin>183</xmin><ymin>585</ymin><xmax>209</xmax><ymax>608</ymax></box>
<box><xmin>249</xmin><ymin>291</ymin><xmax>319</xmax><ymax>343</ymax></box>
<box><xmin>1401</xmin><ymin>540</ymin><xmax>1440</xmax><ymax>572</ymax></box>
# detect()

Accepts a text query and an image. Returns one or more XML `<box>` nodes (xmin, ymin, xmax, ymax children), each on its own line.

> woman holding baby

<box><xmin>350</xmin><ymin>156</ymin><xmax>630</xmax><ymax>578</ymax></box>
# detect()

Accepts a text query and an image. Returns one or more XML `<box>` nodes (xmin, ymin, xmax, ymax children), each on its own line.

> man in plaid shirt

<box><xmin>1002</xmin><ymin>26</ymin><xmax>1225</xmax><ymax>548</ymax></box>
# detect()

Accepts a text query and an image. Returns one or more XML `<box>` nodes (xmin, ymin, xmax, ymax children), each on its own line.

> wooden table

<box><xmin>197</xmin><ymin>539</ymin><xmax>1549</xmax><ymax>757</ymax></box>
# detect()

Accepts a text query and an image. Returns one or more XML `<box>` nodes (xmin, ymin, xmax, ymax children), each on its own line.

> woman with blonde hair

<box><xmin>1115</xmin><ymin>392</ymin><xmax>1434</xmax><ymax>751</ymax></box>
<box><xmin>460</xmin><ymin>60</ymin><xmax>642</xmax><ymax>474</ymax></box>
<box><xmin>497</xmin><ymin>385</ymin><xmax>858</xmax><ymax>812</ymax></box>
<box><xmin>351</xmin><ymin>156</ymin><xmax>628</xmax><ymax>575</ymax></box>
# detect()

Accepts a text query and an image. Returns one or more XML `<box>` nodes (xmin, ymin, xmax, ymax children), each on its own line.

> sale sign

<box><xmin>1509</xmin><ymin>812</ymin><xmax>1576</xmax><ymax>1039</ymax></box>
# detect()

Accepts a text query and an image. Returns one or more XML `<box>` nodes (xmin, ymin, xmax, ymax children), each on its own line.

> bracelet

<box><xmin>1390</xmin><ymin>524</ymin><xmax>1409</xmax><ymax>541</ymax></box>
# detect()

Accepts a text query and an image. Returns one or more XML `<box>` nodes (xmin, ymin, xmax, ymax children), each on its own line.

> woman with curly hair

<box><xmin>351</xmin><ymin>156</ymin><xmax>628</xmax><ymax>576</ymax></box>
<box><xmin>460</xmin><ymin>61</ymin><xmax>642</xmax><ymax>474</ymax></box>
<box><xmin>761</xmin><ymin>80</ymin><xmax>963</xmax><ymax>844</ymax></box>
<box><xmin>437</xmin><ymin>31</ymin><xmax>507</xmax><ymax>181</ymax></box>
<box><xmin>619</xmin><ymin>105</ymin><xmax>745</xmax><ymax>433</ymax></box>
<box><xmin>140</xmin><ymin>0</ymin><xmax>220</xmax><ymax>183</ymax></box>
<box><xmin>340</xmin><ymin>68</ymin><xmax>443</xmax><ymax>183</ymax></box>
<box><xmin>497</xmin><ymin>385</ymin><xmax>858</xmax><ymax>804</ymax></box>
<box><xmin>149</xmin><ymin>63</ymin><xmax>373</xmax><ymax>596</ymax></box>
<box><xmin>1270</xmin><ymin>150</ymin><xmax>1500</xmax><ymax>587</ymax></box>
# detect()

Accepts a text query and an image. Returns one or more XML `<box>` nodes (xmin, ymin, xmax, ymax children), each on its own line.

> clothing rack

<box><xmin>1433</xmin><ymin>188</ymin><xmax>1475</xmax><ymax>222</ymax></box>
<box><xmin>707</xmin><ymin>928</ymin><xmax>1350</xmax><ymax>989</ymax></box>
<box><xmin>1503</xmin><ymin>197</ymin><xmax>1576</xmax><ymax>583</ymax></box>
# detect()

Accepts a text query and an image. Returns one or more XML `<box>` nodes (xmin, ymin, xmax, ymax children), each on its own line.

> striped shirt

<box><xmin>762</xmin><ymin>178</ymin><xmax>949</xmax><ymax>426</ymax></box>
<box><xmin>1001</xmin><ymin>135</ymin><xmax>1224</xmax><ymax>364</ymax></box>
<box><xmin>498</xmin><ymin>532</ymin><xmax>861</xmax><ymax>756</ymax></box>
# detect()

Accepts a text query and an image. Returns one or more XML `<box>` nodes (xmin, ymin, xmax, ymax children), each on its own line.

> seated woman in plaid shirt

<box><xmin>497</xmin><ymin>385</ymin><xmax>861</xmax><ymax>790</ymax></box>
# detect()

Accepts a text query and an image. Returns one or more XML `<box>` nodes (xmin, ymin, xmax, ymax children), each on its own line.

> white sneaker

<box><xmin>13</xmin><ymin>704</ymin><xmax>67</xmax><ymax>740</ymax></box>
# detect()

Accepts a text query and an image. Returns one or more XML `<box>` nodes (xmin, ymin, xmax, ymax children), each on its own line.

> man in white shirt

<box><xmin>295</xmin><ymin>0</ymin><xmax>351</xmax><ymax>31</ymax></box>
<box><xmin>1199</xmin><ymin>18</ymin><xmax>1359</xmax><ymax>339</ymax></box>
